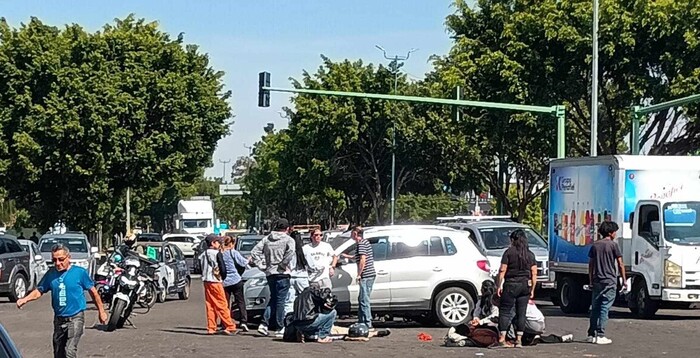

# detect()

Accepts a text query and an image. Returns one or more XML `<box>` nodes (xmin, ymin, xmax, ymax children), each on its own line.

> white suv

<box><xmin>331</xmin><ymin>225</ymin><xmax>491</xmax><ymax>326</ymax></box>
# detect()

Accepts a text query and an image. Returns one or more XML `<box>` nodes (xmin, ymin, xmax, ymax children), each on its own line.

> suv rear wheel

<box><xmin>8</xmin><ymin>273</ymin><xmax>28</xmax><ymax>302</ymax></box>
<box><xmin>434</xmin><ymin>287</ymin><xmax>474</xmax><ymax>326</ymax></box>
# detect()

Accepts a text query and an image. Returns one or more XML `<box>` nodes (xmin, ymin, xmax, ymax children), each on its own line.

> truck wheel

<box><xmin>558</xmin><ymin>276</ymin><xmax>589</xmax><ymax>314</ymax></box>
<box><xmin>178</xmin><ymin>278</ymin><xmax>190</xmax><ymax>300</ymax></box>
<box><xmin>8</xmin><ymin>274</ymin><xmax>28</xmax><ymax>302</ymax></box>
<box><xmin>632</xmin><ymin>280</ymin><xmax>659</xmax><ymax>319</ymax></box>
<box><xmin>434</xmin><ymin>287</ymin><xmax>474</xmax><ymax>326</ymax></box>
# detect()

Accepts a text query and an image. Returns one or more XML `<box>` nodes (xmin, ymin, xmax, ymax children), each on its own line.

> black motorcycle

<box><xmin>106</xmin><ymin>254</ymin><xmax>156</xmax><ymax>331</ymax></box>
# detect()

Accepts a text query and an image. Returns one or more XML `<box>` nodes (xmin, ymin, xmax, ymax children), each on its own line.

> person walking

<box><xmin>16</xmin><ymin>244</ymin><xmax>108</xmax><ymax>358</ymax></box>
<box><xmin>199</xmin><ymin>235</ymin><xmax>237</xmax><ymax>335</ymax></box>
<box><xmin>587</xmin><ymin>221</ymin><xmax>626</xmax><ymax>345</ymax></box>
<box><xmin>251</xmin><ymin>218</ymin><xmax>295</xmax><ymax>337</ymax></box>
<box><xmin>351</xmin><ymin>226</ymin><xmax>376</xmax><ymax>329</ymax></box>
<box><xmin>221</xmin><ymin>236</ymin><xmax>250</xmax><ymax>332</ymax></box>
<box><xmin>496</xmin><ymin>229</ymin><xmax>537</xmax><ymax>348</ymax></box>
<box><xmin>305</xmin><ymin>228</ymin><xmax>336</xmax><ymax>289</ymax></box>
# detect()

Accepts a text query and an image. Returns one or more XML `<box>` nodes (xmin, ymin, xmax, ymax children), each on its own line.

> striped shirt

<box><xmin>355</xmin><ymin>239</ymin><xmax>376</xmax><ymax>278</ymax></box>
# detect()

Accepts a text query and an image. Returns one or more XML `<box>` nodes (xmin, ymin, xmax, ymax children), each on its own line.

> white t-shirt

<box><xmin>303</xmin><ymin>242</ymin><xmax>335</xmax><ymax>283</ymax></box>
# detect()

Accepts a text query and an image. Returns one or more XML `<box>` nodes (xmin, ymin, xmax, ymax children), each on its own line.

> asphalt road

<box><xmin>1</xmin><ymin>280</ymin><xmax>699</xmax><ymax>358</ymax></box>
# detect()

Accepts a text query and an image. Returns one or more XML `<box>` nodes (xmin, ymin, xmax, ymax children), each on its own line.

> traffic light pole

<box><xmin>631</xmin><ymin>93</ymin><xmax>700</xmax><ymax>155</ymax></box>
<box><xmin>261</xmin><ymin>85</ymin><xmax>567</xmax><ymax>158</ymax></box>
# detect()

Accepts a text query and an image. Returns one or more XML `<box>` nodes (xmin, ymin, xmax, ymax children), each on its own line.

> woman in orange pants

<box><xmin>199</xmin><ymin>235</ymin><xmax>237</xmax><ymax>335</ymax></box>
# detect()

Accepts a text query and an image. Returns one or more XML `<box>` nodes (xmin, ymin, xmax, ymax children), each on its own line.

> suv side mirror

<box><xmin>90</xmin><ymin>247</ymin><xmax>99</xmax><ymax>254</ymax></box>
<box><xmin>651</xmin><ymin>221</ymin><xmax>661</xmax><ymax>237</ymax></box>
<box><xmin>34</xmin><ymin>254</ymin><xmax>43</xmax><ymax>262</ymax></box>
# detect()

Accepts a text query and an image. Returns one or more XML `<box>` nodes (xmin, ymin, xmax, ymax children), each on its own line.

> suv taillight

<box><xmin>477</xmin><ymin>260</ymin><xmax>490</xmax><ymax>272</ymax></box>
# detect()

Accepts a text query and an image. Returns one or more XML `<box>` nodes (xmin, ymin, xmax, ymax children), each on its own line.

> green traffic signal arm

<box><xmin>262</xmin><ymin>86</ymin><xmax>567</xmax><ymax>158</ymax></box>
<box><xmin>631</xmin><ymin>93</ymin><xmax>700</xmax><ymax>155</ymax></box>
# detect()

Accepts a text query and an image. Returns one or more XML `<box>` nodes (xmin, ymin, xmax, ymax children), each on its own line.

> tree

<box><xmin>0</xmin><ymin>16</ymin><xmax>231</xmax><ymax>233</ymax></box>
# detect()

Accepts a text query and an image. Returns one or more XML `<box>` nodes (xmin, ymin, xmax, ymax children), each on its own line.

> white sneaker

<box><xmin>596</xmin><ymin>337</ymin><xmax>612</xmax><ymax>345</ymax></box>
<box><xmin>586</xmin><ymin>336</ymin><xmax>597</xmax><ymax>343</ymax></box>
<box><xmin>562</xmin><ymin>334</ymin><xmax>574</xmax><ymax>343</ymax></box>
<box><xmin>240</xmin><ymin>324</ymin><xmax>249</xmax><ymax>332</ymax></box>
<box><xmin>275</xmin><ymin>328</ymin><xmax>285</xmax><ymax>338</ymax></box>
<box><xmin>257</xmin><ymin>325</ymin><xmax>269</xmax><ymax>336</ymax></box>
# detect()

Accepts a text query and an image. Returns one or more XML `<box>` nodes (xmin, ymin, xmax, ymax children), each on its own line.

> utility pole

<box><xmin>591</xmin><ymin>0</ymin><xmax>600</xmax><ymax>156</ymax></box>
<box><xmin>243</xmin><ymin>143</ymin><xmax>253</xmax><ymax>156</ymax></box>
<box><xmin>220</xmin><ymin>159</ymin><xmax>231</xmax><ymax>183</ymax></box>
<box><xmin>126</xmin><ymin>187</ymin><xmax>130</xmax><ymax>234</ymax></box>
<box><xmin>375</xmin><ymin>45</ymin><xmax>418</xmax><ymax>225</ymax></box>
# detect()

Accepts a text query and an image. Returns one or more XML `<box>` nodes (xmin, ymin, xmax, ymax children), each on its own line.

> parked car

<box><xmin>440</xmin><ymin>220</ymin><xmax>552</xmax><ymax>289</ymax></box>
<box><xmin>133</xmin><ymin>242</ymin><xmax>191</xmax><ymax>302</ymax></box>
<box><xmin>162</xmin><ymin>234</ymin><xmax>202</xmax><ymax>257</ymax></box>
<box><xmin>38</xmin><ymin>232</ymin><xmax>99</xmax><ymax>277</ymax></box>
<box><xmin>191</xmin><ymin>239</ymin><xmax>208</xmax><ymax>274</ymax></box>
<box><xmin>322</xmin><ymin>230</ymin><xmax>343</xmax><ymax>242</ymax></box>
<box><xmin>0</xmin><ymin>324</ymin><xmax>21</xmax><ymax>358</ymax></box>
<box><xmin>18</xmin><ymin>239</ymin><xmax>49</xmax><ymax>290</ymax></box>
<box><xmin>243</xmin><ymin>225</ymin><xmax>492</xmax><ymax>326</ymax></box>
<box><xmin>0</xmin><ymin>234</ymin><xmax>32</xmax><ymax>302</ymax></box>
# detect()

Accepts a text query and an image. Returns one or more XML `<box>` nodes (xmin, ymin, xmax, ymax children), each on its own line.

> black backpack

<box><xmin>282</xmin><ymin>312</ymin><xmax>299</xmax><ymax>342</ymax></box>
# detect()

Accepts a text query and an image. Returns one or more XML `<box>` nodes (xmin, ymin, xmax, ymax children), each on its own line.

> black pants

<box><xmin>523</xmin><ymin>333</ymin><xmax>565</xmax><ymax>346</ymax></box>
<box><xmin>53</xmin><ymin>311</ymin><xmax>84</xmax><ymax>358</ymax></box>
<box><xmin>498</xmin><ymin>280</ymin><xmax>529</xmax><ymax>334</ymax></box>
<box><xmin>224</xmin><ymin>281</ymin><xmax>247</xmax><ymax>324</ymax></box>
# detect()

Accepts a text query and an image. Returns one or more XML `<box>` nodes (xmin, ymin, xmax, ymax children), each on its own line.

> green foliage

<box><xmin>0</xmin><ymin>16</ymin><xmax>231</xmax><ymax>232</ymax></box>
<box><xmin>395</xmin><ymin>193</ymin><xmax>469</xmax><ymax>223</ymax></box>
<box><xmin>507</xmin><ymin>187</ymin><xmax>543</xmax><ymax>232</ymax></box>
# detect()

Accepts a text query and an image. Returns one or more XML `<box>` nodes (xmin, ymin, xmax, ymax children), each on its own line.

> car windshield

<box><xmin>137</xmin><ymin>234</ymin><xmax>162</xmax><ymax>242</ymax></box>
<box><xmin>478</xmin><ymin>227</ymin><xmax>547</xmax><ymax>250</ymax></box>
<box><xmin>181</xmin><ymin>219</ymin><xmax>210</xmax><ymax>229</ymax></box>
<box><xmin>165</xmin><ymin>236</ymin><xmax>193</xmax><ymax>243</ymax></box>
<box><xmin>20</xmin><ymin>244</ymin><xmax>29</xmax><ymax>252</ymax></box>
<box><xmin>329</xmin><ymin>234</ymin><xmax>351</xmax><ymax>250</ymax></box>
<box><xmin>40</xmin><ymin>237</ymin><xmax>88</xmax><ymax>253</ymax></box>
<box><xmin>663</xmin><ymin>202</ymin><xmax>700</xmax><ymax>245</ymax></box>
<box><xmin>237</xmin><ymin>237</ymin><xmax>262</xmax><ymax>253</ymax></box>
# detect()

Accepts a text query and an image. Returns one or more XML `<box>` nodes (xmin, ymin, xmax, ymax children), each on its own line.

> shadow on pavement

<box><xmin>161</xmin><ymin>328</ymin><xmax>211</xmax><ymax>336</ymax></box>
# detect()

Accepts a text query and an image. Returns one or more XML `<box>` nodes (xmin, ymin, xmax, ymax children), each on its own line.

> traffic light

<box><xmin>258</xmin><ymin>72</ymin><xmax>270</xmax><ymax>107</ymax></box>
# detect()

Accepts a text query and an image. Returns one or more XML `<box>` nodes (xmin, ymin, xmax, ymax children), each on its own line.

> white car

<box><xmin>18</xmin><ymin>240</ymin><xmax>49</xmax><ymax>290</ymax></box>
<box><xmin>162</xmin><ymin>234</ymin><xmax>202</xmax><ymax>257</ymax></box>
<box><xmin>244</xmin><ymin>225</ymin><xmax>493</xmax><ymax>326</ymax></box>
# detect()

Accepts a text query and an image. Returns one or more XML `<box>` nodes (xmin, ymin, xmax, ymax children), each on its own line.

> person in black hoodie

<box><xmin>290</xmin><ymin>286</ymin><xmax>337</xmax><ymax>343</ymax></box>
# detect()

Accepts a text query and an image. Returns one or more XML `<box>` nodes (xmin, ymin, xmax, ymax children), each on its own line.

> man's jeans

<box><xmin>358</xmin><ymin>276</ymin><xmax>375</xmax><ymax>328</ymax></box>
<box><xmin>52</xmin><ymin>311</ymin><xmax>84</xmax><ymax>358</ymax></box>
<box><xmin>262</xmin><ymin>274</ymin><xmax>291</xmax><ymax>331</ymax></box>
<box><xmin>588</xmin><ymin>282</ymin><xmax>616</xmax><ymax>337</ymax></box>
<box><xmin>296</xmin><ymin>310</ymin><xmax>338</xmax><ymax>339</ymax></box>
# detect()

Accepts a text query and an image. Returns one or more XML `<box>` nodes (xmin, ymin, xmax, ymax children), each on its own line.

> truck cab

<box><xmin>628</xmin><ymin>199</ymin><xmax>700</xmax><ymax>317</ymax></box>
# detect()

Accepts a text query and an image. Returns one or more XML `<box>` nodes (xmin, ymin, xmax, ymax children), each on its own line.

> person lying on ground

<box><xmin>287</xmin><ymin>286</ymin><xmax>338</xmax><ymax>343</ymax></box>
<box><xmin>520</xmin><ymin>299</ymin><xmax>573</xmax><ymax>346</ymax></box>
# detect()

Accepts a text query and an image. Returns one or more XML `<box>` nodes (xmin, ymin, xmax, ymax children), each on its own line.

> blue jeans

<box><xmin>262</xmin><ymin>274</ymin><xmax>291</xmax><ymax>331</ymax></box>
<box><xmin>295</xmin><ymin>310</ymin><xmax>338</xmax><ymax>339</ymax></box>
<box><xmin>358</xmin><ymin>276</ymin><xmax>375</xmax><ymax>327</ymax></box>
<box><xmin>588</xmin><ymin>282</ymin><xmax>616</xmax><ymax>337</ymax></box>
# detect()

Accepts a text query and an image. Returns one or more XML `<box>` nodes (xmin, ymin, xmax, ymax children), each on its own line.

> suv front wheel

<box><xmin>8</xmin><ymin>273</ymin><xmax>28</xmax><ymax>303</ymax></box>
<box><xmin>434</xmin><ymin>287</ymin><xmax>474</xmax><ymax>326</ymax></box>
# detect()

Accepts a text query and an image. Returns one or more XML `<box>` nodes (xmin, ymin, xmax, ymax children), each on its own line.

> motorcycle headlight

<box><xmin>664</xmin><ymin>260</ymin><xmax>682</xmax><ymax>288</ymax></box>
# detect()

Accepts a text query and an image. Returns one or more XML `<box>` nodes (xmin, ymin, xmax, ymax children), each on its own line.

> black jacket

<box><xmin>292</xmin><ymin>286</ymin><xmax>329</xmax><ymax>324</ymax></box>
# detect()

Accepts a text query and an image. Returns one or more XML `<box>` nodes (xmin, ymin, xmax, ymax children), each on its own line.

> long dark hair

<box><xmin>292</xmin><ymin>231</ymin><xmax>308</xmax><ymax>270</ymax></box>
<box><xmin>479</xmin><ymin>280</ymin><xmax>497</xmax><ymax>317</ymax></box>
<box><xmin>510</xmin><ymin>229</ymin><xmax>530</xmax><ymax>270</ymax></box>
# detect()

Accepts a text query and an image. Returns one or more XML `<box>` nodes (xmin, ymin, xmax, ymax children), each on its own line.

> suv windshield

<box><xmin>237</xmin><ymin>237</ymin><xmax>263</xmax><ymax>253</ymax></box>
<box><xmin>329</xmin><ymin>234</ymin><xmax>351</xmax><ymax>250</ymax></box>
<box><xmin>663</xmin><ymin>202</ymin><xmax>700</xmax><ymax>245</ymax></box>
<box><xmin>40</xmin><ymin>237</ymin><xmax>88</xmax><ymax>253</ymax></box>
<box><xmin>478</xmin><ymin>227</ymin><xmax>547</xmax><ymax>250</ymax></box>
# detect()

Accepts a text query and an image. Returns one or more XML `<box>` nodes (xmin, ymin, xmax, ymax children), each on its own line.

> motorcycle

<box><xmin>106</xmin><ymin>254</ymin><xmax>156</xmax><ymax>331</ymax></box>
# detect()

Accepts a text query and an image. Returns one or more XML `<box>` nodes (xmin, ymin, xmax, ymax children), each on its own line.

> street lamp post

<box><xmin>219</xmin><ymin>158</ymin><xmax>231</xmax><ymax>183</ymax></box>
<box><xmin>591</xmin><ymin>0</ymin><xmax>600</xmax><ymax>156</ymax></box>
<box><xmin>375</xmin><ymin>45</ymin><xmax>418</xmax><ymax>225</ymax></box>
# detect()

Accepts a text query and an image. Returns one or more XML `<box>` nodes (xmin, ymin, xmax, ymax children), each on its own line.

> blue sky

<box><xmin>1</xmin><ymin>0</ymin><xmax>458</xmax><ymax>178</ymax></box>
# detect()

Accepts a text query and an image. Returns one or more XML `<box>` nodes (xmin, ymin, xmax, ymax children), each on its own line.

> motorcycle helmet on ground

<box><xmin>348</xmin><ymin>323</ymin><xmax>370</xmax><ymax>338</ymax></box>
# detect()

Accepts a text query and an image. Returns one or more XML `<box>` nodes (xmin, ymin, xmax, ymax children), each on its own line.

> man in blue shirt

<box><xmin>16</xmin><ymin>244</ymin><xmax>107</xmax><ymax>358</ymax></box>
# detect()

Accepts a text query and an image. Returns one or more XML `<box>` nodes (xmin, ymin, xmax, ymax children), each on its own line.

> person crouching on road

<box><xmin>445</xmin><ymin>280</ymin><xmax>499</xmax><ymax>347</ymax></box>
<box><xmin>284</xmin><ymin>231</ymin><xmax>310</xmax><ymax>319</ymax></box>
<box><xmin>291</xmin><ymin>286</ymin><xmax>337</xmax><ymax>343</ymax></box>
<box><xmin>16</xmin><ymin>244</ymin><xmax>108</xmax><ymax>358</ymax></box>
<box><xmin>200</xmin><ymin>235</ymin><xmax>237</xmax><ymax>335</ymax></box>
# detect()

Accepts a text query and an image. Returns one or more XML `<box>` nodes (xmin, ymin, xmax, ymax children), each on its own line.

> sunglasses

<box><xmin>52</xmin><ymin>256</ymin><xmax>69</xmax><ymax>263</ymax></box>
<box><xmin>313</xmin><ymin>233</ymin><xmax>322</xmax><ymax>237</ymax></box>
